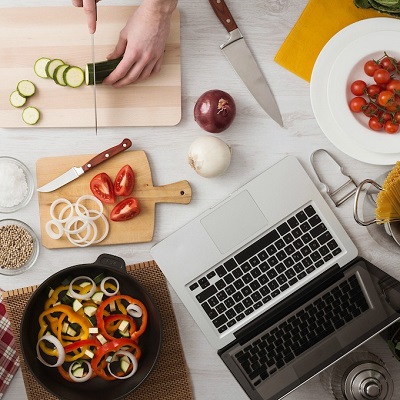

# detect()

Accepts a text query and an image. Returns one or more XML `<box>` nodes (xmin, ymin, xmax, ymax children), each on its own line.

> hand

<box><xmin>72</xmin><ymin>0</ymin><xmax>100</xmax><ymax>34</ymax></box>
<box><xmin>102</xmin><ymin>1</ymin><xmax>177</xmax><ymax>87</ymax></box>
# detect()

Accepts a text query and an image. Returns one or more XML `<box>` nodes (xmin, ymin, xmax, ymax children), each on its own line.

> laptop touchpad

<box><xmin>201</xmin><ymin>190</ymin><xmax>268</xmax><ymax>254</ymax></box>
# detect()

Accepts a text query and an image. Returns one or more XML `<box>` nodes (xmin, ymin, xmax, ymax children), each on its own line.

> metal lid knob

<box><xmin>361</xmin><ymin>379</ymin><xmax>381</xmax><ymax>398</ymax></box>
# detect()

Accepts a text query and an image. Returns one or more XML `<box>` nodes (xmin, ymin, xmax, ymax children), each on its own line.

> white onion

<box><xmin>188</xmin><ymin>136</ymin><xmax>232</xmax><ymax>178</ymax></box>
<box><xmin>100</xmin><ymin>276</ymin><xmax>120</xmax><ymax>296</ymax></box>
<box><xmin>127</xmin><ymin>304</ymin><xmax>143</xmax><ymax>318</ymax></box>
<box><xmin>36</xmin><ymin>335</ymin><xmax>65</xmax><ymax>367</ymax></box>
<box><xmin>45</xmin><ymin>219</ymin><xmax>64</xmax><ymax>240</ymax></box>
<box><xmin>75</xmin><ymin>195</ymin><xmax>103</xmax><ymax>220</ymax></box>
<box><xmin>50</xmin><ymin>198</ymin><xmax>73</xmax><ymax>223</ymax></box>
<box><xmin>69</xmin><ymin>276</ymin><xmax>97</xmax><ymax>300</ymax></box>
<box><xmin>106</xmin><ymin>350</ymin><xmax>138</xmax><ymax>379</ymax></box>
<box><xmin>68</xmin><ymin>360</ymin><xmax>93</xmax><ymax>382</ymax></box>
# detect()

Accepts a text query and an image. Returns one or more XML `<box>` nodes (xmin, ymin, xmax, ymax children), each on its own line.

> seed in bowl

<box><xmin>0</xmin><ymin>224</ymin><xmax>34</xmax><ymax>270</ymax></box>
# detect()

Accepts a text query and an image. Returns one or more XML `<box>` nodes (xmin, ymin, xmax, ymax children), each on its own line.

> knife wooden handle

<box><xmin>209</xmin><ymin>0</ymin><xmax>238</xmax><ymax>33</ymax></box>
<box><xmin>81</xmin><ymin>138</ymin><xmax>132</xmax><ymax>172</ymax></box>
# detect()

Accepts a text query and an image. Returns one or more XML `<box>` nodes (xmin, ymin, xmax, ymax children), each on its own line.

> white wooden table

<box><xmin>2</xmin><ymin>0</ymin><xmax>400</xmax><ymax>399</ymax></box>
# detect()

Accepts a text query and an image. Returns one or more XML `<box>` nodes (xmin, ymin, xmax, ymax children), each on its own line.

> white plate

<box><xmin>328</xmin><ymin>31</ymin><xmax>400</xmax><ymax>154</ymax></box>
<box><xmin>310</xmin><ymin>18</ymin><xmax>400</xmax><ymax>165</ymax></box>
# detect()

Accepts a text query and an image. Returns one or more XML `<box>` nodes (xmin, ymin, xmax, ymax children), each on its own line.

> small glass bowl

<box><xmin>0</xmin><ymin>219</ymin><xmax>40</xmax><ymax>275</ymax></box>
<box><xmin>0</xmin><ymin>156</ymin><xmax>34</xmax><ymax>213</ymax></box>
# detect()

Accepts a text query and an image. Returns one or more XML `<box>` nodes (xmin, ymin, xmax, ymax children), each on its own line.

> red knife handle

<box><xmin>81</xmin><ymin>138</ymin><xmax>132</xmax><ymax>172</ymax></box>
<box><xmin>209</xmin><ymin>0</ymin><xmax>238</xmax><ymax>33</ymax></box>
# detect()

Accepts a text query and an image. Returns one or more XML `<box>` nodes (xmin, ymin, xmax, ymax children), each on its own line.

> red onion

<box><xmin>194</xmin><ymin>89</ymin><xmax>236</xmax><ymax>133</ymax></box>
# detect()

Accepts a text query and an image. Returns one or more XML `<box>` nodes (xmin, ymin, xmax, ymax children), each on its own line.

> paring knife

<box><xmin>208</xmin><ymin>0</ymin><xmax>283</xmax><ymax>127</ymax></box>
<box><xmin>37</xmin><ymin>138</ymin><xmax>132</xmax><ymax>193</ymax></box>
<box><xmin>92</xmin><ymin>1</ymin><xmax>98</xmax><ymax>135</ymax></box>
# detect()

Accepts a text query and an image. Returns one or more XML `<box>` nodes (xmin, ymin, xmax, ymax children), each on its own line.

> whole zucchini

<box><xmin>85</xmin><ymin>57</ymin><xmax>123</xmax><ymax>85</ymax></box>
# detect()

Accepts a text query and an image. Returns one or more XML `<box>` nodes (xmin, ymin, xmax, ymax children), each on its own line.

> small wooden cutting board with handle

<box><xmin>36</xmin><ymin>149</ymin><xmax>192</xmax><ymax>249</ymax></box>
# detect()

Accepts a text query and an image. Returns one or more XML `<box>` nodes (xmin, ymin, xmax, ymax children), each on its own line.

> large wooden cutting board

<box><xmin>0</xmin><ymin>6</ymin><xmax>181</xmax><ymax>128</ymax></box>
<box><xmin>36</xmin><ymin>149</ymin><xmax>191</xmax><ymax>249</ymax></box>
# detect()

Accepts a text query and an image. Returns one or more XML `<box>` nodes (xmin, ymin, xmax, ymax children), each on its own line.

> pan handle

<box><xmin>94</xmin><ymin>253</ymin><xmax>126</xmax><ymax>272</ymax></box>
<box><xmin>353</xmin><ymin>179</ymin><xmax>382</xmax><ymax>226</ymax></box>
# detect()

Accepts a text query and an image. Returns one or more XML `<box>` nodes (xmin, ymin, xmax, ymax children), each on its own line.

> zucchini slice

<box><xmin>85</xmin><ymin>57</ymin><xmax>123</xmax><ymax>85</ymax></box>
<box><xmin>17</xmin><ymin>80</ymin><xmax>36</xmax><ymax>97</ymax></box>
<box><xmin>22</xmin><ymin>106</ymin><xmax>40</xmax><ymax>125</ymax></box>
<box><xmin>10</xmin><ymin>90</ymin><xmax>27</xmax><ymax>108</ymax></box>
<box><xmin>46</xmin><ymin>59</ymin><xmax>65</xmax><ymax>79</ymax></box>
<box><xmin>34</xmin><ymin>57</ymin><xmax>51</xmax><ymax>79</ymax></box>
<box><xmin>64</xmin><ymin>66</ymin><xmax>85</xmax><ymax>88</ymax></box>
<box><xmin>53</xmin><ymin>64</ymin><xmax>70</xmax><ymax>86</ymax></box>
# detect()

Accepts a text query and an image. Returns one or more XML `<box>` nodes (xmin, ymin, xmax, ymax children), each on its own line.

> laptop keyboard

<box><xmin>233</xmin><ymin>274</ymin><xmax>369</xmax><ymax>387</ymax></box>
<box><xmin>189</xmin><ymin>204</ymin><xmax>343</xmax><ymax>334</ymax></box>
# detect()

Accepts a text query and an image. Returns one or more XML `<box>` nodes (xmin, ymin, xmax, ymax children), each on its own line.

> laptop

<box><xmin>150</xmin><ymin>155</ymin><xmax>400</xmax><ymax>400</ymax></box>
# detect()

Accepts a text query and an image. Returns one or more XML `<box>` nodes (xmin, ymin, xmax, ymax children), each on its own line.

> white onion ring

<box><xmin>68</xmin><ymin>360</ymin><xmax>93</xmax><ymax>382</ymax></box>
<box><xmin>66</xmin><ymin>220</ymin><xmax>97</xmax><ymax>247</ymax></box>
<box><xmin>107</xmin><ymin>350</ymin><xmax>138</xmax><ymax>379</ymax></box>
<box><xmin>69</xmin><ymin>276</ymin><xmax>96</xmax><ymax>300</ymax></box>
<box><xmin>36</xmin><ymin>335</ymin><xmax>65</xmax><ymax>367</ymax></box>
<box><xmin>127</xmin><ymin>304</ymin><xmax>143</xmax><ymax>318</ymax></box>
<box><xmin>75</xmin><ymin>195</ymin><xmax>103</xmax><ymax>221</ymax></box>
<box><xmin>49</xmin><ymin>198</ymin><xmax>73</xmax><ymax>223</ymax></box>
<box><xmin>45</xmin><ymin>220</ymin><xmax>64</xmax><ymax>240</ymax></box>
<box><xmin>100</xmin><ymin>277</ymin><xmax>120</xmax><ymax>297</ymax></box>
<box><xmin>92</xmin><ymin>213</ymin><xmax>109</xmax><ymax>244</ymax></box>
<box><xmin>63</xmin><ymin>215</ymin><xmax>89</xmax><ymax>235</ymax></box>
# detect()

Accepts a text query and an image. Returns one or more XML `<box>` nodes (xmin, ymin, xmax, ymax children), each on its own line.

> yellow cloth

<box><xmin>274</xmin><ymin>0</ymin><xmax>385</xmax><ymax>82</ymax></box>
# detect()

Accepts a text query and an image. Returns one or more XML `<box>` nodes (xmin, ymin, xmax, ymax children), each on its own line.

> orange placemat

<box><xmin>274</xmin><ymin>0</ymin><xmax>385</xmax><ymax>82</ymax></box>
<box><xmin>2</xmin><ymin>260</ymin><xmax>194</xmax><ymax>400</ymax></box>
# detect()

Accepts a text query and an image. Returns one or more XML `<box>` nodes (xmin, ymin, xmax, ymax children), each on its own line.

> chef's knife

<box><xmin>92</xmin><ymin>1</ymin><xmax>98</xmax><ymax>135</ymax></box>
<box><xmin>209</xmin><ymin>0</ymin><xmax>283</xmax><ymax>127</ymax></box>
<box><xmin>37</xmin><ymin>138</ymin><xmax>132</xmax><ymax>193</ymax></box>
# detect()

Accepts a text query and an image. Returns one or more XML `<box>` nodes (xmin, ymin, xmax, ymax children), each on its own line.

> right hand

<box><xmin>72</xmin><ymin>0</ymin><xmax>100</xmax><ymax>34</ymax></box>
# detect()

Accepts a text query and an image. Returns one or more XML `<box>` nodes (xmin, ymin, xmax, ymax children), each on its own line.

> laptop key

<box><xmin>212</xmin><ymin>314</ymin><xmax>228</xmax><ymax>328</ymax></box>
<box><xmin>189</xmin><ymin>282</ymin><xmax>199</xmax><ymax>291</ymax></box>
<box><xmin>224</xmin><ymin>258</ymin><xmax>238</xmax><ymax>271</ymax></box>
<box><xmin>198</xmin><ymin>277</ymin><xmax>210</xmax><ymax>289</ymax></box>
<box><xmin>216</xmin><ymin>265</ymin><xmax>227</xmax><ymax>277</ymax></box>
<box><xmin>196</xmin><ymin>285</ymin><xmax>217</xmax><ymax>303</ymax></box>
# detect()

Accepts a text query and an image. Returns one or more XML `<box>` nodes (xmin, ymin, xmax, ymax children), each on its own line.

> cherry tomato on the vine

<box><xmin>366</xmin><ymin>84</ymin><xmax>382</xmax><ymax>99</ymax></box>
<box><xmin>380</xmin><ymin>56</ymin><xmax>396</xmax><ymax>72</ymax></box>
<box><xmin>384</xmin><ymin>120</ymin><xmax>399</xmax><ymax>134</ymax></box>
<box><xmin>386</xmin><ymin>79</ymin><xmax>400</xmax><ymax>93</ymax></box>
<box><xmin>362</xmin><ymin>102</ymin><xmax>378</xmax><ymax>117</ymax></box>
<box><xmin>349</xmin><ymin>97</ymin><xmax>367</xmax><ymax>113</ymax></box>
<box><xmin>350</xmin><ymin>80</ymin><xmax>367</xmax><ymax>96</ymax></box>
<box><xmin>374</xmin><ymin>68</ymin><xmax>391</xmax><ymax>85</ymax></box>
<box><xmin>378</xmin><ymin>90</ymin><xmax>395</xmax><ymax>108</ymax></box>
<box><xmin>368</xmin><ymin>116</ymin><xmax>383</xmax><ymax>131</ymax></box>
<box><xmin>364</xmin><ymin>60</ymin><xmax>380</xmax><ymax>77</ymax></box>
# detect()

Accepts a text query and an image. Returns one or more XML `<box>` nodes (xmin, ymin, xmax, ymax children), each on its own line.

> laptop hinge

<box><xmin>231</xmin><ymin>263</ymin><xmax>344</xmax><ymax>347</ymax></box>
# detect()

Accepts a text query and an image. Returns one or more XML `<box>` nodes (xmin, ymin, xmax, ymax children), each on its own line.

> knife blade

<box><xmin>92</xmin><ymin>1</ymin><xmax>98</xmax><ymax>135</ymax></box>
<box><xmin>208</xmin><ymin>0</ymin><xmax>283</xmax><ymax>127</ymax></box>
<box><xmin>37</xmin><ymin>138</ymin><xmax>132</xmax><ymax>193</ymax></box>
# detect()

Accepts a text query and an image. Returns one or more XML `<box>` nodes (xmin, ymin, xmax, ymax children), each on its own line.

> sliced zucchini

<box><xmin>89</xmin><ymin>327</ymin><xmax>99</xmax><ymax>334</ymax></box>
<box><xmin>85</xmin><ymin>57</ymin><xmax>123</xmax><ymax>85</ymax></box>
<box><xmin>72</xmin><ymin>367</ymin><xmax>85</xmax><ymax>378</ymax></box>
<box><xmin>64</xmin><ymin>66</ymin><xmax>85</xmax><ymax>88</ymax></box>
<box><xmin>46</xmin><ymin>286</ymin><xmax>55</xmax><ymax>298</ymax></box>
<box><xmin>84</xmin><ymin>305</ymin><xmax>97</xmax><ymax>317</ymax></box>
<box><xmin>53</xmin><ymin>64</ymin><xmax>70</xmax><ymax>86</ymax></box>
<box><xmin>96</xmin><ymin>334</ymin><xmax>107</xmax><ymax>345</ymax></box>
<box><xmin>46</xmin><ymin>58</ymin><xmax>65</xmax><ymax>79</ymax></box>
<box><xmin>34</xmin><ymin>57</ymin><xmax>51</xmax><ymax>78</ymax></box>
<box><xmin>120</xmin><ymin>356</ymin><xmax>131</xmax><ymax>373</ymax></box>
<box><xmin>17</xmin><ymin>80</ymin><xmax>36</xmax><ymax>97</ymax></box>
<box><xmin>22</xmin><ymin>106</ymin><xmax>40</xmax><ymax>125</ymax></box>
<box><xmin>118</xmin><ymin>320</ymin><xmax>129</xmax><ymax>333</ymax></box>
<box><xmin>91</xmin><ymin>291</ymin><xmax>104</xmax><ymax>304</ymax></box>
<box><xmin>79</xmin><ymin>281</ymin><xmax>92</xmax><ymax>288</ymax></box>
<box><xmin>66</xmin><ymin>326</ymin><xmax>77</xmax><ymax>336</ymax></box>
<box><xmin>94</xmin><ymin>272</ymin><xmax>106</xmax><ymax>285</ymax></box>
<box><xmin>62</xmin><ymin>322</ymin><xmax>69</xmax><ymax>334</ymax></box>
<box><xmin>109</xmin><ymin>301</ymin><xmax>116</xmax><ymax>312</ymax></box>
<box><xmin>61</xmin><ymin>275</ymin><xmax>74</xmax><ymax>286</ymax></box>
<box><xmin>72</xmin><ymin>299</ymin><xmax>83</xmax><ymax>312</ymax></box>
<box><xmin>71</xmin><ymin>361</ymin><xmax>83</xmax><ymax>372</ymax></box>
<box><xmin>10</xmin><ymin>90</ymin><xmax>27</xmax><ymax>108</ymax></box>
<box><xmin>84</xmin><ymin>349</ymin><xmax>95</xmax><ymax>359</ymax></box>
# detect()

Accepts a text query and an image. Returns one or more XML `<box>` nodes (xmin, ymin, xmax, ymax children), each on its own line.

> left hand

<box><xmin>103</xmin><ymin>3</ymin><xmax>174</xmax><ymax>87</ymax></box>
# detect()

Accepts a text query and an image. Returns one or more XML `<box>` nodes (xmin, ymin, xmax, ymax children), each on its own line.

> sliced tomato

<box><xmin>110</xmin><ymin>198</ymin><xmax>140</xmax><ymax>222</ymax></box>
<box><xmin>90</xmin><ymin>173</ymin><xmax>115</xmax><ymax>204</ymax></box>
<box><xmin>114</xmin><ymin>165</ymin><xmax>135</xmax><ymax>196</ymax></box>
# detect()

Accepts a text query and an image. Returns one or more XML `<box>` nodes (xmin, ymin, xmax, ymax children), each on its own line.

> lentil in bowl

<box><xmin>0</xmin><ymin>219</ymin><xmax>39</xmax><ymax>275</ymax></box>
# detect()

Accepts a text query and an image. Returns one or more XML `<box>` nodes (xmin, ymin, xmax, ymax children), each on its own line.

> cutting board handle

<box><xmin>145</xmin><ymin>180</ymin><xmax>192</xmax><ymax>204</ymax></box>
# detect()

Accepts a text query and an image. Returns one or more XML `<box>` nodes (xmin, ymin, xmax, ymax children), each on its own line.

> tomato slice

<box><xmin>114</xmin><ymin>165</ymin><xmax>135</xmax><ymax>197</ymax></box>
<box><xmin>90</xmin><ymin>173</ymin><xmax>116</xmax><ymax>204</ymax></box>
<box><xmin>110</xmin><ymin>198</ymin><xmax>140</xmax><ymax>221</ymax></box>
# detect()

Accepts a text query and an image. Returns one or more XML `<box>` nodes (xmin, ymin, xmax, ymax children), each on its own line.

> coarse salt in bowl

<box><xmin>0</xmin><ymin>219</ymin><xmax>39</xmax><ymax>275</ymax></box>
<box><xmin>0</xmin><ymin>156</ymin><xmax>34</xmax><ymax>213</ymax></box>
